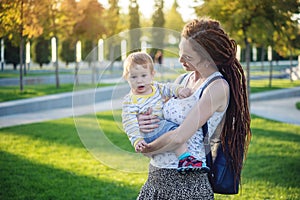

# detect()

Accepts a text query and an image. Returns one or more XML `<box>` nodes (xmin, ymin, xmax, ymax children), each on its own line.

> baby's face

<box><xmin>127</xmin><ymin>65</ymin><xmax>154</xmax><ymax>95</ymax></box>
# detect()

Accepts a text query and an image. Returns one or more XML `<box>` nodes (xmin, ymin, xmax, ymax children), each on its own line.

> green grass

<box><xmin>0</xmin><ymin>111</ymin><xmax>299</xmax><ymax>199</ymax></box>
<box><xmin>0</xmin><ymin>83</ymin><xmax>114</xmax><ymax>102</ymax></box>
<box><xmin>296</xmin><ymin>102</ymin><xmax>300</xmax><ymax>110</ymax></box>
<box><xmin>250</xmin><ymin>79</ymin><xmax>300</xmax><ymax>93</ymax></box>
<box><xmin>0</xmin><ymin>71</ymin><xmax>73</xmax><ymax>78</ymax></box>
<box><xmin>0</xmin><ymin>110</ymin><xmax>148</xmax><ymax>200</ymax></box>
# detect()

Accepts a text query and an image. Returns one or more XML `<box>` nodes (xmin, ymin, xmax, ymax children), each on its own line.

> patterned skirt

<box><xmin>137</xmin><ymin>164</ymin><xmax>214</xmax><ymax>200</ymax></box>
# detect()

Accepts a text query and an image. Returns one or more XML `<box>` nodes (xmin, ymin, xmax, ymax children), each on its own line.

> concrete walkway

<box><xmin>0</xmin><ymin>87</ymin><xmax>299</xmax><ymax>129</ymax></box>
<box><xmin>251</xmin><ymin>97</ymin><xmax>300</xmax><ymax>125</ymax></box>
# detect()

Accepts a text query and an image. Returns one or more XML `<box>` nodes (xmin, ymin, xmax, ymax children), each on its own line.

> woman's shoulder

<box><xmin>174</xmin><ymin>72</ymin><xmax>192</xmax><ymax>84</ymax></box>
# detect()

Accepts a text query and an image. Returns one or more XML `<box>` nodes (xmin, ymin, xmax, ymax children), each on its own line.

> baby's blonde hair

<box><xmin>123</xmin><ymin>52</ymin><xmax>154</xmax><ymax>79</ymax></box>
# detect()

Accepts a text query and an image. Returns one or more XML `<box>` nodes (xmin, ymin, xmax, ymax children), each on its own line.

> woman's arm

<box><xmin>141</xmin><ymin>79</ymin><xmax>229</xmax><ymax>154</ymax></box>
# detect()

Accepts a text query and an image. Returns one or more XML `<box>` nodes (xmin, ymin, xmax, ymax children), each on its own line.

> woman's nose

<box><xmin>179</xmin><ymin>55</ymin><xmax>184</xmax><ymax>63</ymax></box>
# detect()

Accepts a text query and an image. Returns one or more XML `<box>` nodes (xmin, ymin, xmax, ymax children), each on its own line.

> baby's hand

<box><xmin>135</xmin><ymin>140</ymin><xmax>148</xmax><ymax>153</ymax></box>
<box><xmin>178</xmin><ymin>87</ymin><xmax>192</xmax><ymax>99</ymax></box>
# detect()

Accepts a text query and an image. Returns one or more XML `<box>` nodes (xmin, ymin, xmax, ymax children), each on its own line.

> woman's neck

<box><xmin>189</xmin><ymin>69</ymin><xmax>218</xmax><ymax>90</ymax></box>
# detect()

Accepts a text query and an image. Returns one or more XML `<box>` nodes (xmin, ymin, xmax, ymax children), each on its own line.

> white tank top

<box><xmin>150</xmin><ymin>71</ymin><xmax>227</xmax><ymax>168</ymax></box>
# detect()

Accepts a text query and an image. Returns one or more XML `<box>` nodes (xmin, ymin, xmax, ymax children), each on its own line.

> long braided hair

<box><xmin>181</xmin><ymin>17</ymin><xmax>251</xmax><ymax>183</ymax></box>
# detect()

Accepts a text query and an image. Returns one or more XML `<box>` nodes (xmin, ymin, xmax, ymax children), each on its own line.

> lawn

<box><xmin>0</xmin><ymin>110</ymin><xmax>299</xmax><ymax>200</ymax></box>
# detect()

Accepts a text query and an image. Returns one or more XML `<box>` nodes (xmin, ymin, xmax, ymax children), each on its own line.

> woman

<box><xmin>136</xmin><ymin>17</ymin><xmax>251</xmax><ymax>199</ymax></box>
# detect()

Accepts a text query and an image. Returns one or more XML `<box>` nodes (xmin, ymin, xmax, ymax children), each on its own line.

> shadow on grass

<box><xmin>0</xmin><ymin>119</ymin><xmax>84</xmax><ymax>149</ymax></box>
<box><xmin>0</xmin><ymin>111</ymin><xmax>132</xmax><ymax>152</ymax></box>
<box><xmin>0</xmin><ymin>151</ymin><xmax>140</xmax><ymax>200</ymax></box>
<box><xmin>242</xmin><ymin>115</ymin><xmax>300</xmax><ymax>189</ymax></box>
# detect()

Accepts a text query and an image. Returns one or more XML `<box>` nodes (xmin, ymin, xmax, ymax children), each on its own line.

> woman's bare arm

<box><xmin>141</xmin><ymin>79</ymin><xmax>229</xmax><ymax>154</ymax></box>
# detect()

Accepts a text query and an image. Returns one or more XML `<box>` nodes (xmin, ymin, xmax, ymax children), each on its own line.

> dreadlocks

<box><xmin>181</xmin><ymin>17</ymin><xmax>252</xmax><ymax>184</ymax></box>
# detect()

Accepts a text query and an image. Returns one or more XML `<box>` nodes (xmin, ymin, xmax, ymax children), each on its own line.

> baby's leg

<box><xmin>175</xmin><ymin>144</ymin><xmax>210</xmax><ymax>174</ymax></box>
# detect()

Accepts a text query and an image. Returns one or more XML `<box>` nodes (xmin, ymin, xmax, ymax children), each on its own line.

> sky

<box><xmin>98</xmin><ymin>0</ymin><xmax>201</xmax><ymax>22</ymax></box>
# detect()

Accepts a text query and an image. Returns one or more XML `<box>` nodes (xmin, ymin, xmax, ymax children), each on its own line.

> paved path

<box><xmin>1</xmin><ymin>99</ymin><xmax>123</xmax><ymax>128</ymax></box>
<box><xmin>251</xmin><ymin>97</ymin><xmax>300</xmax><ymax>125</ymax></box>
<box><xmin>0</xmin><ymin>88</ymin><xmax>299</xmax><ymax>129</ymax></box>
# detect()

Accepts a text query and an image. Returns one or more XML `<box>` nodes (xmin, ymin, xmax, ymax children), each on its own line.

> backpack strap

<box><xmin>176</xmin><ymin>73</ymin><xmax>189</xmax><ymax>84</ymax></box>
<box><xmin>198</xmin><ymin>75</ymin><xmax>225</xmax><ymax>167</ymax></box>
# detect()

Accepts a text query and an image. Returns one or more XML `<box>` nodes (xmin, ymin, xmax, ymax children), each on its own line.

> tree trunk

<box><xmin>268</xmin><ymin>60</ymin><xmax>273</xmax><ymax>87</ymax></box>
<box><xmin>19</xmin><ymin>37</ymin><xmax>24</xmax><ymax>92</ymax></box>
<box><xmin>244</xmin><ymin>38</ymin><xmax>251</xmax><ymax>108</ymax></box>
<box><xmin>289</xmin><ymin>49</ymin><xmax>293</xmax><ymax>82</ymax></box>
<box><xmin>261</xmin><ymin>46</ymin><xmax>265</xmax><ymax>71</ymax></box>
<box><xmin>19</xmin><ymin>0</ymin><xmax>24</xmax><ymax>92</ymax></box>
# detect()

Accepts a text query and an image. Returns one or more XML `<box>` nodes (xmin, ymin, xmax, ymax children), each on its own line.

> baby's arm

<box><xmin>177</xmin><ymin>87</ymin><xmax>192</xmax><ymax>99</ymax></box>
<box><xmin>122</xmin><ymin>96</ymin><xmax>144</xmax><ymax>147</ymax></box>
<box><xmin>157</xmin><ymin>82</ymin><xmax>191</xmax><ymax>99</ymax></box>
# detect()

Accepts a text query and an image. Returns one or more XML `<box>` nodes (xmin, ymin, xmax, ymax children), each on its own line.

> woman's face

<box><xmin>178</xmin><ymin>38</ymin><xmax>201</xmax><ymax>72</ymax></box>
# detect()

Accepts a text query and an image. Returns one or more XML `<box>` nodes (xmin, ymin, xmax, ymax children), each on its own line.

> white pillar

<box><xmin>98</xmin><ymin>39</ymin><xmax>104</xmax><ymax>62</ymax></box>
<box><xmin>51</xmin><ymin>37</ymin><xmax>57</xmax><ymax>62</ymax></box>
<box><xmin>267</xmin><ymin>45</ymin><xmax>272</xmax><ymax>61</ymax></box>
<box><xmin>252</xmin><ymin>44</ymin><xmax>257</xmax><ymax>62</ymax></box>
<box><xmin>26</xmin><ymin>41</ymin><xmax>30</xmax><ymax>64</ymax></box>
<box><xmin>141</xmin><ymin>40</ymin><xmax>147</xmax><ymax>52</ymax></box>
<box><xmin>76</xmin><ymin>40</ymin><xmax>81</xmax><ymax>62</ymax></box>
<box><xmin>236</xmin><ymin>45</ymin><xmax>241</xmax><ymax>61</ymax></box>
<box><xmin>121</xmin><ymin>40</ymin><xmax>127</xmax><ymax>61</ymax></box>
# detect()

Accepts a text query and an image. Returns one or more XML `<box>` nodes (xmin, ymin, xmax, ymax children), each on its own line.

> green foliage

<box><xmin>152</xmin><ymin>0</ymin><xmax>165</xmax><ymax>28</ymax></box>
<box><xmin>60</xmin><ymin>39</ymin><xmax>76</xmax><ymax>66</ymax></box>
<box><xmin>129</xmin><ymin>0</ymin><xmax>141</xmax><ymax>52</ymax></box>
<box><xmin>151</xmin><ymin>0</ymin><xmax>165</xmax><ymax>54</ymax></box>
<box><xmin>74</xmin><ymin>0</ymin><xmax>106</xmax><ymax>42</ymax></box>
<box><xmin>105</xmin><ymin>0</ymin><xmax>123</xmax><ymax>37</ymax></box>
<box><xmin>296</xmin><ymin>102</ymin><xmax>300</xmax><ymax>110</ymax></box>
<box><xmin>4</xmin><ymin>38</ymin><xmax>20</xmax><ymax>69</ymax></box>
<box><xmin>32</xmin><ymin>36</ymin><xmax>50</xmax><ymax>67</ymax></box>
<box><xmin>164</xmin><ymin>0</ymin><xmax>185</xmax><ymax>31</ymax></box>
<box><xmin>195</xmin><ymin>0</ymin><xmax>300</xmax><ymax>57</ymax></box>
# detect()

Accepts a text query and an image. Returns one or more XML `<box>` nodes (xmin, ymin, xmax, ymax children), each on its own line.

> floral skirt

<box><xmin>137</xmin><ymin>164</ymin><xmax>214</xmax><ymax>200</ymax></box>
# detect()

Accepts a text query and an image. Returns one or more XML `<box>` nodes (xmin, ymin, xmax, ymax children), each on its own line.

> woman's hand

<box><xmin>140</xmin><ymin>129</ymin><xmax>182</xmax><ymax>155</ymax></box>
<box><xmin>137</xmin><ymin>108</ymin><xmax>160</xmax><ymax>133</ymax></box>
<box><xmin>135</xmin><ymin>139</ymin><xmax>148</xmax><ymax>152</ymax></box>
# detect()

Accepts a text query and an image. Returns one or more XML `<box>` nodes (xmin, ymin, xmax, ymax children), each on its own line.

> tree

<box><xmin>60</xmin><ymin>39</ymin><xmax>75</xmax><ymax>66</ymax></box>
<box><xmin>164</xmin><ymin>0</ymin><xmax>184</xmax><ymax>32</ymax></box>
<box><xmin>105</xmin><ymin>0</ymin><xmax>123</xmax><ymax>37</ymax></box>
<box><xmin>74</xmin><ymin>0</ymin><xmax>106</xmax><ymax>84</ymax></box>
<box><xmin>194</xmin><ymin>0</ymin><xmax>300</xmax><ymax>100</ymax></box>
<box><xmin>0</xmin><ymin>0</ymin><xmax>43</xmax><ymax>91</ymax></box>
<box><xmin>74</xmin><ymin>0</ymin><xmax>106</xmax><ymax>55</ymax></box>
<box><xmin>128</xmin><ymin>0</ymin><xmax>141</xmax><ymax>52</ymax></box>
<box><xmin>33</xmin><ymin>36</ymin><xmax>51</xmax><ymax>67</ymax></box>
<box><xmin>59</xmin><ymin>0</ymin><xmax>78</xmax><ymax>66</ymax></box>
<box><xmin>4</xmin><ymin>38</ymin><xmax>20</xmax><ymax>70</ymax></box>
<box><xmin>151</xmin><ymin>0</ymin><xmax>165</xmax><ymax>60</ymax></box>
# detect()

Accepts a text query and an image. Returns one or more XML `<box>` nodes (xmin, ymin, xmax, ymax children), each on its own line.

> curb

<box><xmin>250</xmin><ymin>87</ymin><xmax>300</xmax><ymax>101</ymax></box>
<box><xmin>0</xmin><ymin>84</ymin><xmax>129</xmax><ymax>116</ymax></box>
